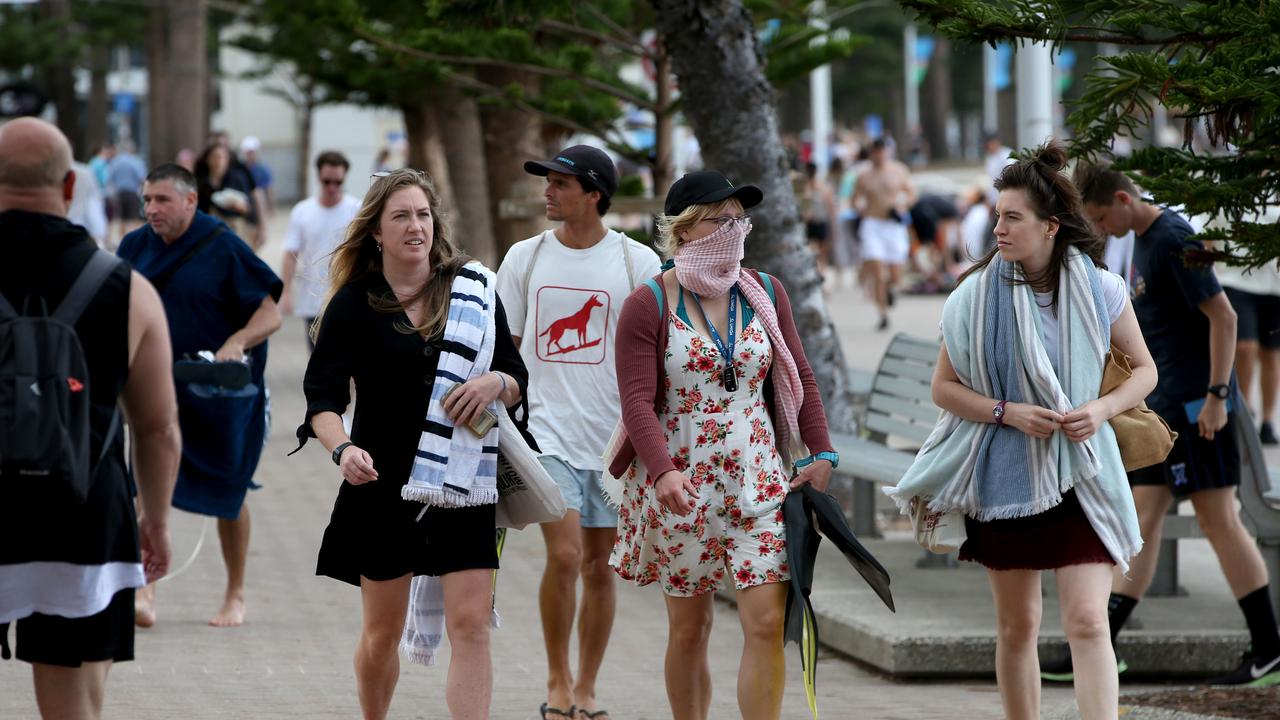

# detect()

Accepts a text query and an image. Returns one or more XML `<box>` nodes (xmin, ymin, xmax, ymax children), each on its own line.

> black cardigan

<box><xmin>298</xmin><ymin>272</ymin><xmax>528</xmax><ymax>486</ymax></box>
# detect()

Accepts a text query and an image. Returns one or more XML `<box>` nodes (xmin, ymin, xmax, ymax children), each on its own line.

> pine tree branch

<box><xmin>900</xmin><ymin>1</ymin><xmax>1240</xmax><ymax>46</ymax></box>
<box><xmin>444</xmin><ymin>69</ymin><xmax>646</xmax><ymax>164</ymax></box>
<box><xmin>537</xmin><ymin>18</ymin><xmax>651</xmax><ymax>59</ymax></box>
<box><xmin>582</xmin><ymin>5</ymin><xmax>645</xmax><ymax>51</ymax></box>
<box><xmin>353</xmin><ymin>26</ymin><xmax>655</xmax><ymax>110</ymax></box>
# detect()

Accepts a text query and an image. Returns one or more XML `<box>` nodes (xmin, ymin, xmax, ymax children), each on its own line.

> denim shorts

<box><xmin>538</xmin><ymin>455</ymin><xmax>617</xmax><ymax>528</ymax></box>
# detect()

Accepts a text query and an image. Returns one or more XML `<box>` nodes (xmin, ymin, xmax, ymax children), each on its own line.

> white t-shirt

<box><xmin>496</xmin><ymin>230</ymin><xmax>662</xmax><ymax>470</ymax></box>
<box><xmin>984</xmin><ymin>147</ymin><xmax>1014</xmax><ymax>203</ymax></box>
<box><xmin>959</xmin><ymin>204</ymin><xmax>990</xmax><ymax>263</ymax></box>
<box><xmin>282</xmin><ymin>194</ymin><xmax>360</xmax><ymax>317</ymax></box>
<box><xmin>1033</xmin><ymin>270</ymin><xmax>1128</xmax><ymax>373</ymax></box>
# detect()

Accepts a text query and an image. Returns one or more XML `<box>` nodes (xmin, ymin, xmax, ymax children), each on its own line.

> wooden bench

<box><xmin>832</xmin><ymin>333</ymin><xmax>1280</xmax><ymax>610</ymax></box>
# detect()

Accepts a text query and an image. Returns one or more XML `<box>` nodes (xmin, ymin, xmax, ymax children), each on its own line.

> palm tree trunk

<box><xmin>651</xmin><ymin>0</ymin><xmax>855</xmax><ymax>433</ymax></box>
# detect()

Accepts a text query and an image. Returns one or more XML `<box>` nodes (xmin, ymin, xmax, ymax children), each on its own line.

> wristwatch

<box><xmin>993</xmin><ymin>400</ymin><xmax>1008</xmax><ymax>427</ymax></box>
<box><xmin>332</xmin><ymin>441</ymin><xmax>353</xmax><ymax>466</ymax></box>
<box><xmin>1207</xmin><ymin>384</ymin><xmax>1231</xmax><ymax>400</ymax></box>
<box><xmin>795</xmin><ymin>451</ymin><xmax>840</xmax><ymax>470</ymax></box>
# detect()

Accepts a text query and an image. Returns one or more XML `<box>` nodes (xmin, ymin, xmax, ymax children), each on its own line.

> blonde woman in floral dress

<box><xmin>605</xmin><ymin>171</ymin><xmax>837</xmax><ymax>720</ymax></box>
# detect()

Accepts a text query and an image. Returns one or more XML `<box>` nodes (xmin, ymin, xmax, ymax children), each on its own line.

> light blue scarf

<box><xmin>885</xmin><ymin>247</ymin><xmax>1142</xmax><ymax>572</ymax></box>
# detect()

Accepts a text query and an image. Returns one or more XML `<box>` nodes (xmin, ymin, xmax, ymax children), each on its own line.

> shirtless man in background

<box><xmin>853</xmin><ymin>138</ymin><xmax>916</xmax><ymax>330</ymax></box>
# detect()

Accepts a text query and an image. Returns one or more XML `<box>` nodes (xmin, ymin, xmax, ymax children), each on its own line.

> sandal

<box><xmin>540</xmin><ymin>703</ymin><xmax>576</xmax><ymax>719</ymax></box>
<box><xmin>578</xmin><ymin>710</ymin><xmax>611</xmax><ymax>719</ymax></box>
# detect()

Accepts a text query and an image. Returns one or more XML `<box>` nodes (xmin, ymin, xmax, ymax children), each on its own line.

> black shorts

<box><xmin>805</xmin><ymin>221</ymin><xmax>829</xmax><ymax>243</ymax></box>
<box><xmin>1225</xmin><ymin>287</ymin><xmax>1280</xmax><ymax>349</ymax></box>
<box><xmin>114</xmin><ymin>190</ymin><xmax>141</xmax><ymax>222</ymax></box>
<box><xmin>1128</xmin><ymin>409</ymin><xmax>1241</xmax><ymax>499</ymax></box>
<box><xmin>4</xmin><ymin>588</ymin><xmax>135</xmax><ymax>667</ymax></box>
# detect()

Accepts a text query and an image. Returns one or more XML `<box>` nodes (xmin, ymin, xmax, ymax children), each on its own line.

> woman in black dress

<box><xmin>300</xmin><ymin>169</ymin><xmax>527</xmax><ymax>720</ymax></box>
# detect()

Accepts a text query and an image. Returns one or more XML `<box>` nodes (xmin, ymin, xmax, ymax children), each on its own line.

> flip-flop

<box><xmin>539</xmin><ymin>703</ymin><xmax>576</xmax><ymax>719</ymax></box>
<box><xmin>578</xmin><ymin>710</ymin><xmax>611</xmax><ymax>719</ymax></box>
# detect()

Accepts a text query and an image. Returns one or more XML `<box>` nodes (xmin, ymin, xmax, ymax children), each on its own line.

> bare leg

<box><xmin>1237</xmin><ymin>340</ymin><xmax>1259</xmax><ymax>413</ymax></box>
<box><xmin>735</xmin><ymin>582</ymin><xmax>787</xmax><ymax>720</ymax></box>
<box><xmin>888</xmin><ymin>262</ymin><xmax>904</xmax><ymax>298</ymax></box>
<box><xmin>574</xmin><ymin>526</ymin><xmax>617</xmax><ymax>717</ymax></box>
<box><xmin>210</xmin><ymin>503</ymin><xmax>250</xmax><ymax>627</ymax></box>
<box><xmin>539</xmin><ymin>511</ymin><xmax>583</xmax><ymax>714</ymax></box>
<box><xmin>664</xmin><ymin>593</ymin><xmax>715</xmax><ymax>720</ymax></box>
<box><xmin>441</xmin><ymin>569</ymin><xmax>494</xmax><ymax>720</ymax></box>
<box><xmin>1261</xmin><ymin>348</ymin><xmax>1280</xmax><ymax>425</ymax></box>
<box><xmin>986</xmin><ymin>569</ymin><xmax>1042</xmax><ymax>720</ymax></box>
<box><xmin>1057</xmin><ymin>563</ymin><xmax>1119</xmax><ymax>720</ymax></box>
<box><xmin>354</xmin><ymin>573</ymin><xmax>411</xmax><ymax>720</ymax></box>
<box><xmin>1111</xmin><ymin>485</ymin><xmax>1174</xmax><ymax>599</ymax></box>
<box><xmin>32</xmin><ymin>661</ymin><xmax>111</xmax><ymax>720</ymax></box>
<box><xmin>1190</xmin><ymin>487</ymin><xmax>1270</xmax><ymax>597</ymax></box>
<box><xmin>864</xmin><ymin>259</ymin><xmax>887</xmax><ymax>318</ymax></box>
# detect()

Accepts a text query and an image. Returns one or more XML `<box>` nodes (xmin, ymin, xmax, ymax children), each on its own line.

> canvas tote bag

<box><xmin>495</xmin><ymin>410</ymin><xmax>567</xmax><ymax>529</ymax></box>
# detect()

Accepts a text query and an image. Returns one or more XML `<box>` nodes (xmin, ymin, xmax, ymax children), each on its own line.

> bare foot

<box><xmin>134</xmin><ymin>584</ymin><xmax>156</xmax><ymax>628</ymax></box>
<box><xmin>208</xmin><ymin>595</ymin><xmax>245</xmax><ymax>627</ymax></box>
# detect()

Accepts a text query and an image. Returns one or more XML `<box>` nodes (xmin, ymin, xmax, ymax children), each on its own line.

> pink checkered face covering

<box><xmin>674</xmin><ymin>218</ymin><xmax>749</xmax><ymax>297</ymax></box>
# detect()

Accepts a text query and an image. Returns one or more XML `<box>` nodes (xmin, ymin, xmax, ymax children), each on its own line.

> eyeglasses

<box><xmin>707</xmin><ymin>215</ymin><xmax>752</xmax><ymax>231</ymax></box>
<box><xmin>320</xmin><ymin>179</ymin><xmax>344</xmax><ymax>186</ymax></box>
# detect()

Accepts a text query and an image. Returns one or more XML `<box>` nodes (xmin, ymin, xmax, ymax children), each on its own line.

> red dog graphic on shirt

<box><xmin>540</xmin><ymin>294</ymin><xmax>603</xmax><ymax>355</ymax></box>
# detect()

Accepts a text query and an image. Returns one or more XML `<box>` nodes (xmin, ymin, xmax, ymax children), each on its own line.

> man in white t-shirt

<box><xmin>496</xmin><ymin>145</ymin><xmax>661</xmax><ymax>720</ymax></box>
<box><xmin>280</xmin><ymin>151</ymin><xmax>360</xmax><ymax>351</ymax></box>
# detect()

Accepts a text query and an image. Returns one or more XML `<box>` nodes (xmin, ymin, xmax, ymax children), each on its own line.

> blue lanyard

<box><xmin>689</xmin><ymin>284</ymin><xmax>739</xmax><ymax>391</ymax></box>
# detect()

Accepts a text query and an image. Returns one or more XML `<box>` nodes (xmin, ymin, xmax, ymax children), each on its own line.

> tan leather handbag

<box><xmin>1102</xmin><ymin>344</ymin><xmax>1177</xmax><ymax>471</ymax></box>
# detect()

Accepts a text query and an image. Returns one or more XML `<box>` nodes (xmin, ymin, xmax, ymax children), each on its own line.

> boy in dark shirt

<box><xmin>1040</xmin><ymin>163</ymin><xmax>1280</xmax><ymax>686</ymax></box>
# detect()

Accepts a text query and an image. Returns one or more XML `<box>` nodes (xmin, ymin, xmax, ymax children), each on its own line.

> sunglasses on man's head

<box><xmin>370</xmin><ymin>168</ymin><xmax>426</xmax><ymax>183</ymax></box>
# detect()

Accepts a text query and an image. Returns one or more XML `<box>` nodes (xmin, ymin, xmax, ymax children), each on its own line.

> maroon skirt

<box><xmin>958</xmin><ymin>490</ymin><xmax>1115</xmax><ymax>570</ymax></box>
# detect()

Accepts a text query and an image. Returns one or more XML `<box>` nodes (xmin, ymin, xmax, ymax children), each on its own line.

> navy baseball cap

<box><xmin>664</xmin><ymin>170</ymin><xmax>763</xmax><ymax>217</ymax></box>
<box><xmin>524</xmin><ymin>145</ymin><xmax>619</xmax><ymax>198</ymax></box>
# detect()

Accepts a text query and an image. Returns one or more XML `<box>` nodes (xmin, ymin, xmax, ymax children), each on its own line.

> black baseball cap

<box><xmin>523</xmin><ymin>145</ymin><xmax>618</xmax><ymax>198</ymax></box>
<box><xmin>664</xmin><ymin>170</ymin><xmax>763</xmax><ymax>217</ymax></box>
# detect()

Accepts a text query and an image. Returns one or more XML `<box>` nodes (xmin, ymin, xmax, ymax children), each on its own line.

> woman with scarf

<box><xmin>298</xmin><ymin>169</ymin><xmax>527</xmax><ymax>720</ymax></box>
<box><xmin>887</xmin><ymin>141</ymin><xmax>1154</xmax><ymax>720</ymax></box>
<box><xmin>606</xmin><ymin>171</ymin><xmax>836</xmax><ymax>720</ymax></box>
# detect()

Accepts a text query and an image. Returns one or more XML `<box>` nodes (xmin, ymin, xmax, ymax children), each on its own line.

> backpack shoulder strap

<box><xmin>752</xmin><ymin>270</ymin><xmax>778</xmax><ymax>307</ymax></box>
<box><xmin>520</xmin><ymin>232</ymin><xmax>547</xmax><ymax>304</ymax></box>
<box><xmin>53</xmin><ymin>249</ymin><xmax>122</xmax><ymax>326</ymax></box>
<box><xmin>621</xmin><ymin>234</ymin><xmax>637</xmax><ymax>292</ymax></box>
<box><xmin>0</xmin><ymin>285</ymin><xmax>16</xmax><ymax>321</ymax></box>
<box><xmin>95</xmin><ymin>405</ymin><xmax>122</xmax><ymax>472</ymax></box>
<box><xmin>643</xmin><ymin>277</ymin><xmax>665</xmax><ymax>316</ymax></box>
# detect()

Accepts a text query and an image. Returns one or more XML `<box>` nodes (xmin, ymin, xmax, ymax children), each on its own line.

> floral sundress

<box><xmin>609</xmin><ymin>305</ymin><xmax>791</xmax><ymax>596</ymax></box>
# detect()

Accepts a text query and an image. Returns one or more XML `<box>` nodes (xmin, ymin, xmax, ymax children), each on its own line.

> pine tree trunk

<box><xmin>652</xmin><ymin>42</ymin><xmax>675</xmax><ymax>196</ymax></box>
<box><xmin>651</xmin><ymin>0</ymin><xmax>855</xmax><ymax>433</ymax></box>
<box><xmin>41</xmin><ymin>0</ymin><xmax>79</xmax><ymax>156</ymax></box>
<box><xmin>167</xmin><ymin>0</ymin><xmax>208</xmax><ymax>160</ymax></box>
<box><xmin>434</xmin><ymin>91</ymin><xmax>497</xmax><ymax>268</ymax></box>
<box><xmin>146</xmin><ymin>5</ymin><xmax>170</xmax><ymax>166</ymax></box>
<box><xmin>400</xmin><ymin>101</ymin><xmax>454</xmax><ymax>214</ymax></box>
<box><xmin>922</xmin><ymin>37</ymin><xmax>952</xmax><ymax>161</ymax></box>
<box><xmin>478</xmin><ymin>67</ymin><xmax>546</xmax><ymax>259</ymax></box>
<box><xmin>86</xmin><ymin>44</ymin><xmax>110</xmax><ymax>152</ymax></box>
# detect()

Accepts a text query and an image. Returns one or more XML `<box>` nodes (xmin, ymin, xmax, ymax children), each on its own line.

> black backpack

<box><xmin>0</xmin><ymin>249</ymin><xmax>123</xmax><ymax>504</ymax></box>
